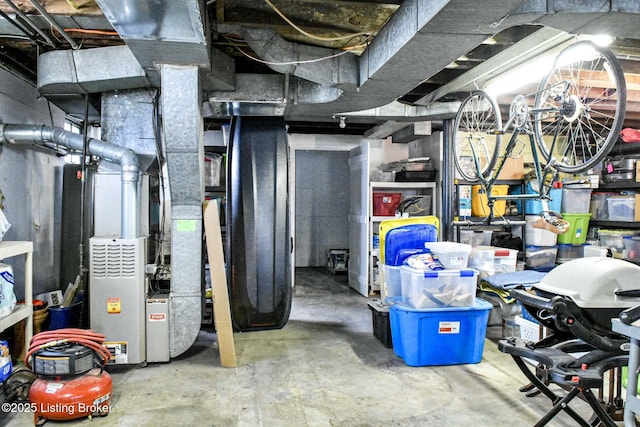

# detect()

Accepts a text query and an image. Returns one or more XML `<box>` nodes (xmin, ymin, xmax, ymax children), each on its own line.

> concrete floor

<box><xmin>2</xmin><ymin>267</ymin><xmax>620</xmax><ymax>426</ymax></box>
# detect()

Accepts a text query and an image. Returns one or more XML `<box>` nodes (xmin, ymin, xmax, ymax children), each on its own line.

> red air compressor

<box><xmin>25</xmin><ymin>328</ymin><xmax>112</xmax><ymax>425</ymax></box>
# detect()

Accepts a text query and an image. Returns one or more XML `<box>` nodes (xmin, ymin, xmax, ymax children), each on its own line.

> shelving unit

<box><xmin>451</xmin><ymin>180</ymin><xmax>527</xmax><ymax>253</ymax></box>
<box><xmin>369</xmin><ymin>181</ymin><xmax>437</xmax><ymax>292</ymax></box>
<box><xmin>0</xmin><ymin>241</ymin><xmax>33</xmax><ymax>351</ymax></box>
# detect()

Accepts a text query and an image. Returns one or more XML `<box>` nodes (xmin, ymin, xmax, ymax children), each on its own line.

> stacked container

<box><xmin>388</xmin><ymin>241</ymin><xmax>491</xmax><ymax>366</ymax></box>
<box><xmin>554</xmin><ymin>186</ymin><xmax>592</xmax><ymax>263</ymax></box>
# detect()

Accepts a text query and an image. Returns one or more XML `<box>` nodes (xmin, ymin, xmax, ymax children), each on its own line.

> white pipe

<box><xmin>0</xmin><ymin>124</ymin><xmax>140</xmax><ymax>239</ymax></box>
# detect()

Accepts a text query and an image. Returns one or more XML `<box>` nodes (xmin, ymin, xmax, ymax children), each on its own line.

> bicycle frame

<box><xmin>469</xmin><ymin>99</ymin><xmax>562</xmax><ymax>224</ymax></box>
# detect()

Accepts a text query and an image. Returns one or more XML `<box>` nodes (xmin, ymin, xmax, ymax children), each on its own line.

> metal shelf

<box><xmin>590</xmin><ymin>220</ymin><xmax>640</xmax><ymax>229</ymax></box>
<box><xmin>597</xmin><ymin>181</ymin><xmax>640</xmax><ymax>190</ymax></box>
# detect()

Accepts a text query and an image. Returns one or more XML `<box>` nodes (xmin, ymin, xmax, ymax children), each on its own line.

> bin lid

<box><xmin>533</xmin><ymin>257</ymin><xmax>640</xmax><ymax>309</ymax></box>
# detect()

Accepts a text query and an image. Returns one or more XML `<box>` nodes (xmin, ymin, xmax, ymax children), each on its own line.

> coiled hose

<box><xmin>24</xmin><ymin>328</ymin><xmax>111</xmax><ymax>369</ymax></box>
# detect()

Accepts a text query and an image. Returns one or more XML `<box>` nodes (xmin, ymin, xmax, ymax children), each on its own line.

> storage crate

<box><xmin>624</xmin><ymin>236</ymin><xmax>640</xmax><ymax>260</ymax></box>
<box><xmin>471</xmin><ymin>185</ymin><xmax>509</xmax><ymax>217</ymax></box>
<box><xmin>469</xmin><ymin>246</ymin><xmax>518</xmax><ymax>275</ymax></box>
<box><xmin>557</xmin><ymin>244</ymin><xmax>584</xmax><ymax>262</ymax></box>
<box><xmin>525</xmin><ymin>215</ymin><xmax>558</xmax><ymax>246</ymax></box>
<box><xmin>510</xmin><ymin>184</ymin><xmax>563</xmax><ymax>215</ymax></box>
<box><xmin>607</xmin><ymin>196</ymin><xmax>635</xmax><ymax>221</ymax></box>
<box><xmin>590</xmin><ymin>192</ymin><xmax>616</xmax><ymax>220</ymax></box>
<box><xmin>561</xmin><ymin>189</ymin><xmax>592</xmax><ymax>214</ymax></box>
<box><xmin>373</xmin><ymin>192</ymin><xmax>402</xmax><ymax>216</ymax></box>
<box><xmin>382</xmin><ymin>265</ymin><xmax>402</xmax><ymax>298</ymax></box>
<box><xmin>598</xmin><ymin>229</ymin><xmax>639</xmax><ymax>253</ymax></box>
<box><xmin>556</xmin><ymin>213</ymin><xmax>590</xmax><ymax>245</ymax></box>
<box><xmin>368</xmin><ymin>300</ymin><xmax>393</xmax><ymax>348</ymax></box>
<box><xmin>459</xmin><ymin>229</ymin><xmax>493</xmax><ymax>247</ymax></box>
<box><xmin>399</xmin><ymin>266</ymin><xmax>478</xmax><ymax>309</ymax></box>
<box><xmin>423</xmin><ymin>242</ymin><xmax>472</xmax><ymax>269</ymax></box>
<box><xmin>514</xmin><ymin>315</ymin><xmax>545</xmax><ymax>342</ymax></box>
<box><xmin>525</xmin><ymin>245</ymin><xmax>557</xmax><ymax>271</ymax></box>
<box><xmin>389</xmin><ymin>298</ymin><xmax>492</xmax><ymax>366</ymax></box>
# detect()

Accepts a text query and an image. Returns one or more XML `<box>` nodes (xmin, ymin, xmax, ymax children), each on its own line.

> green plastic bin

<box><xmin>557</xmin><ymin>213</ymin><xmax>591</xmax><ymax>245</ymax></box>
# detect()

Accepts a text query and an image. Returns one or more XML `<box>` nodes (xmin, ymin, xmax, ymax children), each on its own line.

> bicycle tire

<box><xmin>453</xmin><ymin>90</ymin><xmax>502</xmax><ymax>182</ymax></box>
<box><xmin>533</xmin><ymin>40</ymin><xmax>626</xmax><ymax>173</ymax></box>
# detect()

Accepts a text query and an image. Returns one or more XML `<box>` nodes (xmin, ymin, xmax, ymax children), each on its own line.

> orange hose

<box><xmin>62</xmin><ymin>28</ymin><xmax>119</xmax><ymax>36</ymax></box>
<box><xmin>25</xmin><ymin>328</ymin><xmax>111</xmax><ymax>370</ymax></box>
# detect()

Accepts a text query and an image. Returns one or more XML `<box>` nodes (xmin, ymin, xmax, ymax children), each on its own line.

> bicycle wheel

<box><xmin>453</xmin><ymin>90</ymin><xmax>502</xmax><ymax>182</ymax></box>
<box><xmin>533</xmin><ymin>40</ymin><xmax>626</xmax><ymax>173</ymax></box>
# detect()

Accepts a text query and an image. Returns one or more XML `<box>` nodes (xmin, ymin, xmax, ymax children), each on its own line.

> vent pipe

<box><xmin>0</xmin><ymin>124</ymin><xmax>140</xmax><ymax>239</ymax></box>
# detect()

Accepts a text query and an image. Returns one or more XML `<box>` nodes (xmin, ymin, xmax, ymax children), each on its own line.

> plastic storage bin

<box><xmin>511</xmin><ymin>183</ymin><xmax>562</xmax><ymax>215</ymax></box>
<box><xmin>556</xmin><ymin>213</ymin><xmax>591</xmax><ymax>245</ymax></box>
<box><xmin>525</xmin><ymin>215</ymin><xmax>558</xmax><ymax>246</ymax></box>
<box><xmin>459</xmin><ymin>229</ymin><xmax>493</xmax><ymax>247</ymax></box>
<box><xmin>373</xmin><ymin>192</ymin><xmax>402</xmax><ymax>216</ymax></box>
<box><xmin>368</xmin><ymin>300</ymin><xmax>393</xmax><ymax>348</ymax></box>
<box><xmin>598</xmin><ymin>229</ymin><xmax>639</xmax><ymax>253</ymax></box>
<box><xmin>389</xmin><ymin>298</ymin><xmax>492</xmax><ymax>366</ymax></box>
<box><xmin>624</xmin><ymin>236</ymin><xmax>640</xmax><ymax>260</ymax></box>
<box><xmin>382</xmin><ymin>265</ymin><xmax>402</xmax><ymax>297</ymax></box>
<box><xmin>399</xmin><ymin>266</ymin><xmax>478</xmax><ymax>309</ymax></box>
<box><xmin>561</xmin><ymin>189</ymin><xmax>592</xmax><ymax>213</ymax></box>
<box><xmin>556</xmin><ymin>244</ymin><xmax>585</xmax><ymax>263</ymax></box>
<box><xmin>382</xmin><ymin>223</ymin><xmax>438</xmax><ymax>266</ymax></box>
<box><xmin>468</xmin><ymin>246</ymin><xmax>518</xmax><ymax>275</ymax></box>
<box><xmin>514</xmin><ymin>315</ymin><xmax>545</xmax><ymax>342</ymax></box>
<box><xmin>423</xmin><ymin>242</ymin><xmax>472</xmax><ymax>269</ymax></box>
<box><xmin>607</xmin><ymin>196</ymin><xmax>636</xmax><ymax>221</ymax></box>
<box><xmin>471</xmin><ymin>185</ymin><xmax>509</xmax><ymax>217</ymax></box>
<box><xmin>525</xmin><ymin>245</ymin><xmax>558</xmax><ymax>270</ymax></box>
<box><xmin>590</xmin><ymin>192</ymin><xmax>617</xmax><ymax>220</ymax></box>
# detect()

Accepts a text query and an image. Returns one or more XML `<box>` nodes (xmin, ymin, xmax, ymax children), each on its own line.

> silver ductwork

<box><xmin>160</xmin><ymin>64</ymin><xmax>203</xmax><ymax>358</ymax></box>
<box><xmin>0</xmin><ymin>124</ymin><xmax>140</xmax><ymax>239</ymax></box>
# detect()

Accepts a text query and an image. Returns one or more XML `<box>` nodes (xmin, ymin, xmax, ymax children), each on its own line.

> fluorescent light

<box><xmin>485</xmin><ymin>55</ymin><xmax>554</xmax><ymax>97</ymax></box>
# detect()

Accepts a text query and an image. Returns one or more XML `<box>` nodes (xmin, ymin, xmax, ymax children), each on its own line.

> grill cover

<box><xmin>533</xmin><ymin>257</ymin><xmax>640</xmax><ymax>309</ymax></box>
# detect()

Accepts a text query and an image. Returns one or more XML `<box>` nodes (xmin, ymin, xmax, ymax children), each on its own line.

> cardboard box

<box><xmin>635</xmin><ymin>194</ymin><xmax>640</xmax><ymax>222</ymax></box>
<box><xmin>458</xmin><ymin>185</ymin><xmax>472</xmax><ymax>217</ymax></box>
<box><xmin>636</xmin><ymin>161</ymin><xmax>640</xmax><ymax>182</ymax></box>
<box><xmin>496</xmin><ymin>156</ymin><xmax>524</xmax><ymax>180</ymax></box>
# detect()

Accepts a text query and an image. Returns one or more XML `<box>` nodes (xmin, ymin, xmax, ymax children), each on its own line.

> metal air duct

<box><xmin>0</xmin><ymin>124</ymin><xmax>140</xmax><ymax>239</ymax></box>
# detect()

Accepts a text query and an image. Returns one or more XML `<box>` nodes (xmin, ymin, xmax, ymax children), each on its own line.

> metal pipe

<box><xmin>0</xmin><ymin>124</ymin><xmax>140</xmax><ymax>238</ymax></box>
<box><xmin>0</xmin><ymin>8</ymin><xmax>35</xmax><ymax>39</ymax></box>
<box><xmin>26</xmin><ymin>0</ymin><xmax>79</xmax><ymax>49</ymax></box>
<box><xmin>2</xmin><ymin>0</ymin><xmax>56</xmax><ymax>47</ymax></box>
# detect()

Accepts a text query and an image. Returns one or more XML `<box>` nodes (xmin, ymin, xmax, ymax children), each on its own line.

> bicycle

<box><xmin>452</xmin><ymin>40</ymin><xmax>627</xmax><ymax>233</ymax></box>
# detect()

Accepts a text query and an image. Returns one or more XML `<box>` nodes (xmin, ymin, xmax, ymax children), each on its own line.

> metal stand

<box><xmin>612</xmin><ymin>318</ymin><xmax>640</xmax><ymax>426</ymax></box>
<box><xmin>499</xmin><ymin>338</ymin><xmax>626</xmax><ymax>427</ymax></box>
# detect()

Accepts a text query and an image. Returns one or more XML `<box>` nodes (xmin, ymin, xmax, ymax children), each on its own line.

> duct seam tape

<box><xmin>0</xmin><ymin>263</ymin><xmax>16</xmax><ymax>319</ymax></box>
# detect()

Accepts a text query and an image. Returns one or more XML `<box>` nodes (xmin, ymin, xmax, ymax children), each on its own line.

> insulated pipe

<box><xmin>0</xmin><ymin>124</ymin><xmax>140</xmax><ymax>239</ymax></box>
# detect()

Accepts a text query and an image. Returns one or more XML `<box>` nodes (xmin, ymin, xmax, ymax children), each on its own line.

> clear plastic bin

<box><xmin>561</xmin><ymin>188</ymin><xmax>592</xmax><ymax>214</ymax></box>
<box><xmin>624</xmin><ymin>236</ymin><xmax>640</xmax><ymax>260</ymax></box>
<box><xmin>607</xmin><ymin>196</ymin><xmax>635</xmax><ymax>221</ymax></box>
<box><xmin>525</xmin><ymin>245</ymin><xmax>558</xmax><ymax>270</ymax></box>
<box><xmin>459</xmin><ymin>229</ymin><xmax>493</xmax><ymax>247</ymax></box>
<box><xmin>468</xmin><ymin>246</ymin><xmax>518</xmax><ymax>276</ymax></box>
<box><xmin>599</xmin><ymin>229</ymin><xmax>640</xmax><ymax>253</ymax></box>
<box><xmin>399</xmin><ymin>266</ymin><xmax>478</xmax><ymax>309</ymax></box>
<box><xmin>423</xmin><ymin>242</ymin><xmax>472</xmax><ymax>269</ymax></box>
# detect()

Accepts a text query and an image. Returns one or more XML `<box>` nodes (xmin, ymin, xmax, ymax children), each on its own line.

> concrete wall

<box><xmin>295</xmin><ymin>150</ymin><xmax>350</xmax><ymax>267</ymax></box>
<box><xmin>0</xmin><ymin>66</ymin><xmax>66</xmax><ymax>298</ymax></box>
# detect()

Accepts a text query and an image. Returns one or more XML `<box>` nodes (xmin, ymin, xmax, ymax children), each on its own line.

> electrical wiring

<box><xmin>62</xmin><ymin>28</ymin><xmax>119</xmax><ymax>36</ymax></box>
<box><xmin>264</xmin><ymin>0</ymin><xmax>370</xmax><ymax>42</ymax></box>
<box><xmin>222</xmin><ymin>33</ymin><xmax>365</xmax><ymax>66</ymax></box>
